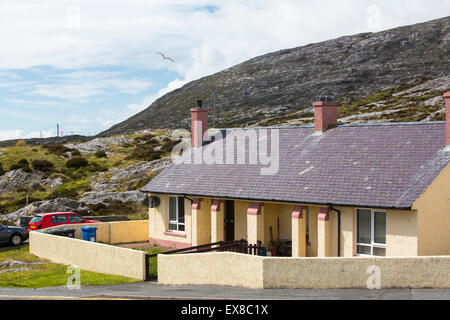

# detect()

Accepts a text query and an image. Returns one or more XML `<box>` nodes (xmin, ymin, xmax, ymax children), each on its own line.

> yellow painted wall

<box><xmin>192</xmin><ymin>198</ymin><xmax>211</xmax><ymax>246</ymax></box>
<box><xmin>234</xmin><ymin>200</ymin><xmax>248</xmax><ymax>240</ymax></box>
<box><xmin>338</xmin><ymin>206</ymin><xmax>355</xmax><ymax>257</ymax></box>
<box><xmin>413</xmin><ymin>163</ymin><xmax>450</xmax><ymax>255</ymax></box>
<box><xmin>148</xmin><ymin>194</ymin><xmax>192</xmax><ymax>245</ymax></box>
<box><xmin>30</xmin><ymin>231</ymin><xmax>147</xmax><ymax>280</ymax></box>
<box><xmin>149</xmin><ymin>194</ymin><xmax>421</xmax><ymax>257</ymax></box>
<box><xmin>110</xmin><ymin>220</ymin><xmax>149</xmax><ymax>244</ymax></box>
<box><xmin>307</xmin><ymin>206</ymin><xmax>319</xmax><ymax>257</ymax></box>
<box><xmin>46</xmin><ymin>220</ymin><xmax>149</xmax><ymax>244</ymax></box>
<box><xmin>386</xmin><ymin>209</ymin><xmax>417</xmax><ymax>256</ymax></box>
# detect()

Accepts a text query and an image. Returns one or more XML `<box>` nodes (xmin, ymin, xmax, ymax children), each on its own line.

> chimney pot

<box><xmin>190</xmin><ymin>102</ymin><xmax>208</xmax><ymax>148</ymax></box>
<box><xmin>313</xmin><ymin>98</ymin><xmax>339</xmax><ymax>131</ymax></box>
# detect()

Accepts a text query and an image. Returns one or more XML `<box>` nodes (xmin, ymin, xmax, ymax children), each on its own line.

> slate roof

<box><xmin>142</xmin><ymin>122</ymin><xmax>450</xmax><ymax>209</ymax></box>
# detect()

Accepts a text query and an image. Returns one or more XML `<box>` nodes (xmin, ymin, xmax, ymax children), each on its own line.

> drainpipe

<box><xmin>330</xmin><ymin>206</ymin><xmax>341</xmax><ymax>257</ymax></box>
<box><xmin>183</xmin><ymin>195</ymin><xmax>194</xmax><ymax>205</ymax></box>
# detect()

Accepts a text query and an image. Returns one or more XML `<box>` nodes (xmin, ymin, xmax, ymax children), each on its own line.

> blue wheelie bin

<box><xmin>81</xmin><ymin>226</ymin><xmax>98</xmax><ymax>242</ymax></box>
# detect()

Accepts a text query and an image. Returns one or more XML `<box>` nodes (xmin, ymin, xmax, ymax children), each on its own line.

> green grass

<box><xmin>0</xmin><ymin>246</ymin><xmax>139</xmax><ymax>288</ymax></box>
<box><xmin>134</xmin><ymin>248</ymin><xmax>162</xmax><ymax>280</ymax></box>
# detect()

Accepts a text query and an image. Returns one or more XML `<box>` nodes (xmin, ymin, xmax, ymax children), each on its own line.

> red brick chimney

<box><xmin>313</xmin><ymin>97</ymin><xmax>339</xmax><ymax>131</ymax></box>
<box><xmin>190</xmin><ymin>100</ymin><xmax>208</xmax><ymax>147</ymax></box>
<box><xmin>445</xmin><ymin>92</ymin><xmax>450</xmax><ymax>147</ymax></box>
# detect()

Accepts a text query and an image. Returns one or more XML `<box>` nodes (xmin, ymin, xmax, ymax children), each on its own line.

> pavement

<box><xmin>2</xmin><ymin>281</ymin><xmax>450</xmax><ymax>300</ymax></box>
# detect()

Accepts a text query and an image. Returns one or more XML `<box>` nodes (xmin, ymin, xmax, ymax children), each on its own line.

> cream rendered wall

<box><xmin>338</xmin><ymin>206</ymin><xmax>355</xmax><ymax>257</ymax></box>
<box><xmin>234</xmin><ymin>201</ymin><xmax>248</xmax><ymax>240</ymax></box>
<box><xmin>386</xmin><ymin>209</ymin><xmax>417</xmax><ymax>256</ymax></box>
<box><xmin>30</xmin><ymin>232</ymin><xmax>147</xmax><ymax>280</ymax></box>
<box><xmin>307</xmin><ymin>206</ymin><xmax>318</xmax><ymax>257</ymax></box>
<box><xmin>158</xmin><ymin>251</ymin><xmax>450</xmax><ymax>289</ymax></box>
<box><xmin>339</xmin><ymin>206</ymin><xmax>417</xmax><ymax>257</ymax></box>
<box><xmin>413</xmin><ymin>163</ymin><xmax>450</xmax><ymax>256</ymax></box>
<box><xmin>192</xmin><ymin>198</ymin><xmax>211</xmax><ymax>246</ymax></box>
<box><xmin>148</xmin><ymin>194</ymin><xmax>192</xmax><ymax>245</ymax></box>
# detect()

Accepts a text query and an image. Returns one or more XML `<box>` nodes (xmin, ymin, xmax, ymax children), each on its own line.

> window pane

<box><xmin>374</xmin><ymin>247</ymin><xmax>386</xmax><ymax>256</ymax></box>
<box><xmin>51</xmin><ymin>215</ymin><xmax>67</xmax><ymax>223</ymax></box>
<box><xmin>357</xmin><ymin>209</ymin><xmax>371</xmax><ymax>244</ymax></box>
<box><xmin>178</xmin><ymin>197</ymin><xmax>185</xmax><ymax>223</ymax></box>
<box><xmin>68</xmin><ymin>214</ymin><xmax>84</xmax><ymax>223</ymax></box>
<box><xmin>168</xmin><ymin>223</ymin><xmax>177</xmax><ymax>231</ymax></box>
<box><xmin>357</xmin><ymin>245</ymin><xmax>371</xmax><ymax>255</ymax></box>
<box><xmin>178</xmin><ymin>224</ymin><xmax>185</xmax><ymax>232</ymax></box>
<box><xmin>169</xmin><ymin>197</ymin><xmax>177</xmax><ymax>221</ymax></box>
<box><xmin>374</xmin><ymin>212</ymin><xmax>386</xmax><ymax>244</ymax></box>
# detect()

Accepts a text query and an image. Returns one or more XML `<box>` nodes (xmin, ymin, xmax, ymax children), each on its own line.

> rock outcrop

<box><xmin>79</xmin><ymin>190</ymin><xmax>147</xmax><ymax>205</ymax></box>
<box><xmin>90</xmin><ymin>158</ymin><xmax>171</xmax><ymax>192</ymax></box>
<box><xmin>99</xmin><ymin>16</ymin><xmax>450</xmax><ymax>136</ymax></box>
<box><xmin>65</xmin><ymin>136</ymin><xmax>134</xmax><ymax>155</ymax></box>
<box><xmin>0</xmin><ymin>169</ymin><xmax>43</xmax><ymax>193</ymax></box>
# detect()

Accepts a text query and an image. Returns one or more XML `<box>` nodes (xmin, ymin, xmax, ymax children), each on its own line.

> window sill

<box><xmin>164</xmin><ymin>231</ymin><xmax>186</xmax><ymax>238</ymax></box>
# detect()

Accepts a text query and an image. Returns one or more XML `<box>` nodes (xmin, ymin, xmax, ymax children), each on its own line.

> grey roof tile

<box><xmin>142</xmin><ymin>122</ymin><xmax>450</xmax><ymax>209</ymax></box>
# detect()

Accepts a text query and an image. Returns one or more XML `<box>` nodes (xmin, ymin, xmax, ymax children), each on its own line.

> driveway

<box><xmin>1</xmin><ymin>281</ymin><xmax>450</xmax><ymax>300</ymax></box>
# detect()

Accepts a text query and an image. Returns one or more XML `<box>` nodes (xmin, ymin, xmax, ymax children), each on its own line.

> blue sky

<box><xmin>0</xmin><ymin>0</ymin><xmax>448</xmax><ymax>140</ymax></box>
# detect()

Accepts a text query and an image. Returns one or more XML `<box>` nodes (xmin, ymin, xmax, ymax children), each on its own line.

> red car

<box><xmin>28</xmin><ymin>212</ymin><xmax>99</xmax><ymax>231</ymax></box>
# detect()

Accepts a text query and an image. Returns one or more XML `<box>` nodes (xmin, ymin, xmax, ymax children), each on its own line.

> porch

<box><xmin>190</xmin><ymin>198</ymin><xmax>339</xmax><ymax>258</ymax></box>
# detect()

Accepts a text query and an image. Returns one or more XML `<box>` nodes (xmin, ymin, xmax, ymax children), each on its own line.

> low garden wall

<box><xmin>158</xmin><ymin>252</ymin><xmax>450</xmax><ymax>289</ymax></box>
<box><xmin>29</xmin><ymin>231</ymin><xmax>147</xmax><ymax>280</ymax></box>
<box><xmin>46</xmin><ymin>220</ymin><xmax>149</xmax><ymax>244</ymax></box>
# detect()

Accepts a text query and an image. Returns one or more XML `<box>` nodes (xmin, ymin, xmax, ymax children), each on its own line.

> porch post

<box><xmin>192</xmin><ymin>198</ymin><xmax>211</xmax><ymax>246</ymax></box>
<box><xmin>317</xmin><ymin>207</ymin><xmax>331</xmax><ymax>257</ymax></box>
<box><xmin>291</xmin><ymin>205</ymin><xmax>307</xmax><ymax>257</ymax></box>
<box><xmin>247</xmin><ymin>202</ymin><xmax>264</xmax><ymax>245</ymax></box>
<box><xmin>211</xmin><ymin>199</ymin><xmax>224</xmax><ymax>243</ymax></box>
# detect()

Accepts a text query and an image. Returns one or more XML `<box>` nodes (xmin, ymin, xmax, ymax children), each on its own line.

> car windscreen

<box><xmin>30</xmin><ymin>216</ymin><xmax>43</xmax><ymax>223</ymax></box>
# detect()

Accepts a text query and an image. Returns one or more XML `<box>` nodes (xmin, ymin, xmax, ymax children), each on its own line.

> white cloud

<box><xmin>0</xmin><ymin>0</ymin><xmax>448</xmax><ymax>135</ymax></box>
<box><xmin>0</xmin><ymin>128</ymin><xmax>55</xmax><ymax>141</ymax></box>
<box><xmin>32</xmin><ymin>73</ymin><xmax>152</xmax><ymax>100</ymax></box>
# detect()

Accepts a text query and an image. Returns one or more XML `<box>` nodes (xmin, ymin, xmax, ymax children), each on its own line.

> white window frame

<box><xmin>355</xmin><ymin>209</ymin><xmax>386</xmax><ymax>257</ymax></box>
<box><xmin>168</xmin><ymin>196</ymin><xmax>185</xmax><ymax>232</ymax></box>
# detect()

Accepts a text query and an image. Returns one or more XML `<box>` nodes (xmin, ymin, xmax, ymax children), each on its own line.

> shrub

<box><xmin>15</xmin><ymin>140</ymin><xmax>27</xmax><ymax>147</ymax></box>
<box><xmin>46</xmin><ymin>187</ymin><xmax>79</xmax><ymax>200</ymax></box>
<box><xmin>88</xmin><ymin>161</ymin><xmax>108</xmax><ymax>173</ymax></box>
<box><xmin>160</xmin><ymin>140</ymin><xmax>180</xmax><ymax>152</ymax></box>
<box><xmin>70</xmin><ymin>149</ymin><xmax>81</xmax><ymax>157</ymax></box>
<box><xmin>65</xmin><ymin>157</ymin><xmax>89</xmax><ymax>169</ymax></box>
<box><xmin>43</xmin><ymin>144</ymin><xmax>74</xmax><ymax>157</ymax></box>
<box><xmin>31</xmin><ymin>159</ymin><xmax>55</xmax><ymax>172</ymax></box>
<box><xmin>32</xmin><ymin>148</ymin><xmax>38</xmax><ymax>152</ymax></box>
<box><xmin>0</xmin><ymin>163</ymin><xmax>4</xmax><ymax>176</ymax></box>
<box><xmin>10</xmin><ymin>159</ymin><xmax>31</xmax><ymax>172</ymax></box>
<box><xmin>94</xmin><ymin>150</ymin><xmax>107</xmax><ymax>158</ymax></box>
<box><xmin>124</xmin><ymin>145</ymin><xmax>163</xmax><ymax>161</ymax></box>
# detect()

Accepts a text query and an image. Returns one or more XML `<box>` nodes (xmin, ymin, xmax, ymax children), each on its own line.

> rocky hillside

<box><xmin>100</xmin><ymin>16</ymin><xmax>449</xmax><ymax>136</ymax></box>
<box><xmin>0</xmin><ymin>130</ymin><xmax>174</xmax><ymax>225</ymax></box>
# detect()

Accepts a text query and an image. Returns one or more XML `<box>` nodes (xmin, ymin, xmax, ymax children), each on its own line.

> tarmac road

<box><xmin>1</xmin><ymin>281</ymin><xmax>450</xmax><ymax>300</ymax></box>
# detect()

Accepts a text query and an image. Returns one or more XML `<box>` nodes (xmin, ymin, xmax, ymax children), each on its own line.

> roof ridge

<box><xmin>211</xmin><ymin>121</ymin><xmax>446</xmax><ymax>131</ymax></box>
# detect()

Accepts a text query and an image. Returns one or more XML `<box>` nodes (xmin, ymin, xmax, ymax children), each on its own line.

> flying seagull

<box><xmin>157</xmin><ymin>52</ymin><xmax>174</xmax><ymax>63</ymax></box>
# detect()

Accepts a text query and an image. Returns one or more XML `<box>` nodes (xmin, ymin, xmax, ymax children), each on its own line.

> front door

<box><xmin>224</xmin><ymin>200</ymin><xmax>235</xmax><ymax>242</ymax></box>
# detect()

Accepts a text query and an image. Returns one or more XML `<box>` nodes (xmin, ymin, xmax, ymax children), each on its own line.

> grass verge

<box><xmin>0</xmin><ymin>245</ymin><xmax>139</xmax><ymax>288</ymax></box>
